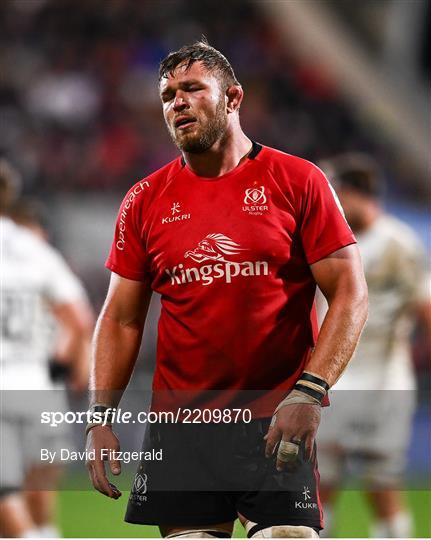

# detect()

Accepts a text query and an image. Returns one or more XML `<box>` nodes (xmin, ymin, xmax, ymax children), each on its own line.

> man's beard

<box><xmin>168</xmin><ymin>99</ymin><xmax>228</xmax><ymax>154</ymax></box>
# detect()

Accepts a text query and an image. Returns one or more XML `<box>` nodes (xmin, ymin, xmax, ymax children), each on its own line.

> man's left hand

<box><xmin>264</xmin><ymin>402</ymin><xmax>321</xmax><ymax>471</ymax></box>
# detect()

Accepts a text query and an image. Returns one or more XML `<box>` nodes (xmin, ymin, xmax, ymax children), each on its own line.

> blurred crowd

<box><xmin>1</xmin><ymin>0</ymin><xmax>404</xmax><ymax>198</ymax></box>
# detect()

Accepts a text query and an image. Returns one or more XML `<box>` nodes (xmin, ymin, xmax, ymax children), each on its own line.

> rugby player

<box><xmin>0</xmin><ymin>161</ymin><xmax>93</xmax><ymax>537</ymax></box>
<box><xmin>85</xmin><ymin>41</ymin><xmax>368</xmax><ymax>538</ymax></box>
<box><xmin>317</xmin><ymin>154</ymin><xmax>431</xmax><ymax>538</ymax></box>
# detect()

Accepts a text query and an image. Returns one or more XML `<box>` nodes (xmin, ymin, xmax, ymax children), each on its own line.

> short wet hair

<box><xmin>159</xmin><ymin>39</ymin><xmax>240</xmax><ymax>89</ymax></box>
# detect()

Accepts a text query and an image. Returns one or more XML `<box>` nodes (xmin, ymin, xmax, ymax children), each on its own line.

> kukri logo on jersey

<box><xmin>161</xmin><ymin>201</ymin><xmax>191</xmax><ymax>225</ymax></box>
<box><xmin>165</xmin><ymin>233</ymin><xmax>269</xmax><ymax>287</ymax></box>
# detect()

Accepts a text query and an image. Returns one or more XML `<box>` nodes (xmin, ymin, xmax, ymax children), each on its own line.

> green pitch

<box><xmin>59</xmin><ymin>490</ymin><xmax>431</xmax><ymax>537</ymax></box>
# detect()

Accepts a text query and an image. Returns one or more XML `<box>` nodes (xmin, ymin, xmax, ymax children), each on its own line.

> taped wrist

<box><xmin>273</xmin><ymin>390</ymin><xmax>319</xmax><ymax>419</ymax></box>
<box><xmin>273</xmin><ymin>372</ymin><xmax>329</xmax><ymax>415</ymax></box>
<box><xmin>85</xmin><ymin>404</ymin><xmax>114</xmax><ymax>435</ymax></box>
<box><xmin>294</xmin><ymin>371</ymin><xmax>329</xmax><ymax>404</ymax></box>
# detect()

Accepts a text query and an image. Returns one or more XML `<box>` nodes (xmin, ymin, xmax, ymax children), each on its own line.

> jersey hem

<box><xmin>105</xmin><ymin>260</ymin><xmax>149</xmax><ymax>281</ymax></box>
<box><xmin>306</xmin><ymin>234</ymin><xmax>356</xmax><ymax>265</ymax></box>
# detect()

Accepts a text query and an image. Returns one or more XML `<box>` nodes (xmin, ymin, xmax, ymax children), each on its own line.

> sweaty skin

<box><xmin>86</xmin><ymin>275</ymin><xmax>151</xmax><ymax>499</ymax></box>
<box><xmin>264</xmin><ymin>244</ymin><xmax>368</xmax><ymax>470</ymax></box>
<box><xmin>86</xmin><ymin>61</ymin><xmax>368</xmax><ymax>538</ymax></box>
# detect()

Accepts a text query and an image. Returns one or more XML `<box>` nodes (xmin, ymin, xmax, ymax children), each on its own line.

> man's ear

<box><xmin>226</xmin><ymin>85</ymin><xmax>243</xmax><ymax>113</ymax></box>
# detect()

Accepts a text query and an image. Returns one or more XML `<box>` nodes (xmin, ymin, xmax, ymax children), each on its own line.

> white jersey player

<box><xmin>1</xmin><ymin>217</ymin><xmax>89</xmax><ymax>390</ymax></box>
<box><xmin>0</xmin><ymin>161</ymin><xmax>93</xmax><ymax>538</ymax></box>
<box><xmin>316</xmin><ymin>153</ymin><xmax>430</xmax><ymax>538</ymax></box>
<box><xmin>333</xmin><ymin>214</ymin><xmax>427</xmax><ymax>391</ymax></box>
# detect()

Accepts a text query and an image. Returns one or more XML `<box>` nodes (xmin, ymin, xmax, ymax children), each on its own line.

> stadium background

<box><xmin>1</xmin><ymin>0</ymin><xmax>430</xmax><ymax>537</ymax></box>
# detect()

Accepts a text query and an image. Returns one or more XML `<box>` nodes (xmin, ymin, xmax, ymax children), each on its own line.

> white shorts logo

<box><xmin>164</xmin><ymin>233</ymin><xmax>269</xmax><ymax>287</ymax></box>
<box><xmin>133</xmin><ymin>473</ymin><xmax>148</xmax><ymax>494</ymax></box>
<box><xmin>295</xmin><ymin>486</ymin><xmax>318</xmax><ymax>510</ymax></box>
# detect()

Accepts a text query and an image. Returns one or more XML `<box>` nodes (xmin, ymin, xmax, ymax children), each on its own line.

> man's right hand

<box><xmin>86</xmin><ymin>425</ymin><xmax>122</xmax><ymax>499</ymax></box>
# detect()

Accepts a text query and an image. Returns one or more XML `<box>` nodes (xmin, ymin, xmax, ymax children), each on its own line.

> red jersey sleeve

<box><xmin>300</xmin><ymin>165</ymin><xmax>356</xmax><ymax>264</ymax></box>
<box><xmin>105</xmin><ymin>180</ymin><xmax>151</xmax><ymax>281</ymax></box>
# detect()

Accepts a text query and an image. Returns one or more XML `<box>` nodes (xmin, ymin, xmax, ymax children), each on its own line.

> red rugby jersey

<box><xmin>106</xmin><ymin>143</ymin><xmax>355</xmax><ymax>415</ymax></box>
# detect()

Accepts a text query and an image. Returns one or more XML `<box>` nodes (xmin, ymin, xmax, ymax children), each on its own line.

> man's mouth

<box><xmin>174</xmin><ymin>116</ymin><xmax>197</xmax><ymax>130</ymax></box>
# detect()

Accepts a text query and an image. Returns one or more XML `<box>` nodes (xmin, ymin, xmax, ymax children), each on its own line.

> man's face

<box><xmin>160</xmin><ymin>61</ymin><xmax>228</xmax><ymax>153</ymax></box>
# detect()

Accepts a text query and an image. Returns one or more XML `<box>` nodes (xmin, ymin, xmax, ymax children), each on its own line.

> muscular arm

<box><xmin>90</xmin><ymin>272</ymin><xmax>152</xmax><ymax>406</ymax></box>
<box><xmin>86</xmin><ymin>272</ymin><xmax>152</xmax><ymax>498</ymax></box>
<box><xmin>307</xmin><ymin>244</ymin><xmax>368</xmax><ymax>385</ymax></box>
<box><xmin>265</xmin><ymin>244</ymin><xmax>368</xmax><ymax>468</ymax></box>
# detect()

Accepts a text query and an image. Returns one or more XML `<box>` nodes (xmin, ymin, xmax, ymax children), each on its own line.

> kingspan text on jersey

<box><xmin>165</xmin><ymin>260</ymin><xmax>269</xmax><ymax>286</ymax></box>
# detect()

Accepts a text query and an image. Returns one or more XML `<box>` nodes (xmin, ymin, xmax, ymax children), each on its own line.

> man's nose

<box><xmin>173</xmin><ymin>92</ymin><xmax>189</xmax><ymax>111</ymax></box>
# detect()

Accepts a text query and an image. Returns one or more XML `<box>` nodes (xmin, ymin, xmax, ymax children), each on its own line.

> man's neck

<box><xmin>182</xmin><ymin>128</ymin><xmax>252</xmax><ymax>178</ymax></box>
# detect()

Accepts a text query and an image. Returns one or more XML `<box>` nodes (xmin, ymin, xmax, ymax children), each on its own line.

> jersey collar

<box><xmin>180</xmin><ymin>140</ymin><xmax>262</xmax><ymax>167</ymax></box>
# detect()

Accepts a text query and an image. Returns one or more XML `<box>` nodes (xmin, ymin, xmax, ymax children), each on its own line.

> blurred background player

<box><xmin>316</xmin><ymin>153</ymin><xmax>431</xmax><ymax>538</ymax></box>
<box><xmin>0</xmin><ymin>159</ymin><xmax>94</xmax><ymax>538</ymax></box>
<box><xmin>10</xmin><ymin>197</ymin><xmax>94</xmax><ymax>391</ymax></box>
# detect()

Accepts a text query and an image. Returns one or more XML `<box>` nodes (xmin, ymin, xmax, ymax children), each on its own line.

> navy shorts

<box><xmin>125</xmin><ymin>418</ymin><xmax>323</xmax><ymax>530</ymax></box>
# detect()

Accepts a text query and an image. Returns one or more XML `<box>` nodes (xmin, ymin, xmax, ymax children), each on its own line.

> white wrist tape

<box><xmin>274</xmin><ymin>389</ymin><xmax>321</xmax><ymax>414</ymax></box>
